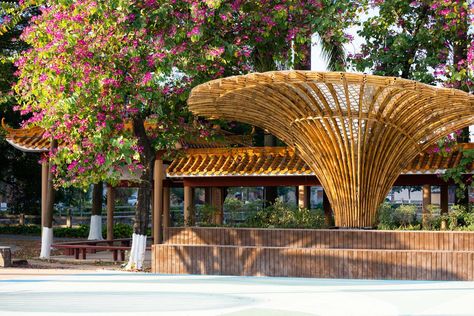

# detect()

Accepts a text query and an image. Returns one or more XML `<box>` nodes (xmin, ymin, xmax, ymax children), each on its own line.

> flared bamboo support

<box><xmin>188</xmin><ymin>71</ymin><xmax>474</xmax><ymax>227</ymax></box>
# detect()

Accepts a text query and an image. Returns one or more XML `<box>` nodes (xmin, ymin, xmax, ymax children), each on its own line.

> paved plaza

<box><xmin>1</xmin><ymin>270</ymin><xmax>474</xmax><ymax>315</ymax></box>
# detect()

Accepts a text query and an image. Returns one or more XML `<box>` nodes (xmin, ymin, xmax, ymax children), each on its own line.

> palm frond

<box><xmin>319</xmin><ymin>37</ymin><xmax>346</xmax><ymax>71</ymax></box>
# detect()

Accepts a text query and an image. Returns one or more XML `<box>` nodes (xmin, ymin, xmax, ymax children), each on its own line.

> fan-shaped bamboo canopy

<box><xmin>188</xmin><ymin>71</ymin><xmax>474</xmax><ymax>227</ymax></box>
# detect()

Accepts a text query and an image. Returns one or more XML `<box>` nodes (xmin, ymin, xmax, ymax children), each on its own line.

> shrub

<box><xmin>112</xmin><ymin>223</ymin><xmax>134</xmax><ymax>238</ymax></box>
<box><xmin>0</xmin><ymin>224</ymin><xmax>41</xmax><ymax>235</ymax></box>
<box><xmin>442</xmin><ymin>205</ymin><xmax>474</xmax><ymax>230</ymax></box>
<box><xmin>222</xmin><ymin>197</ymin><xmax>265</xmax><ymax>225</ymax></box>
<box><xmin>243</xmin><ymin>199</ymin><xmax>326</xmax><ymax>229</ymax></box>
<box><xmin>196</xmin><ymin>203</ymin><xmax>218</xmax><ymax>225</ymax></box>
<box><xmin>395</xmin><ymin>204</ymin><xmax>417</xmax><ymax>227</ymax></box>
<box><xmin>54</xmin><ymin>225</ymin><xmax>89</xmax><ymax>238</ymax></box>
<box><xmin>0</xmin><ymin>223</ymin><xmax>136</xmax><ymax>238</ymax></box>
<box><xmin>377</xmin><ymin>203</ymin><xmax>417</xmax><ymax>229</ymax></box>
<box><xmin>377</xmin><ymin>203</ymin><xmax>395</xmax><ymax>229</ymax></box>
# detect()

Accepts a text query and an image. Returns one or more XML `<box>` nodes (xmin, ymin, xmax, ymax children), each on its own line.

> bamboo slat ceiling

<box><xmin>167</xmin><ymin>145</ymin><xmax>473</xmax><ymax>177</ymax></box>
<box><xmin>188</xmin><ymin>71</ymin><xmax>474</xmax><ymax>227</ymax></box>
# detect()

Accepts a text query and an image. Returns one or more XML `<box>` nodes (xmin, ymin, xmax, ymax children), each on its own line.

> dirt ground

<box><xmin>0</xmin><ymin>234</ymin><xmax>125</xmax><ymax>272</ymax></box>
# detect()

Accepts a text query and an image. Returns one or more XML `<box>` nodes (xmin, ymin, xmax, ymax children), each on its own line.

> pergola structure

<box><xmin>1</xmin><ymin>118</ymin><xmax>251</xmax><ymax>243</ymax></box>
<box><xmin>188</xmin><ymin>71</ymin><xmax>474</xmax><ymax>227</ymax></box>
<box><xmin>4</xmin><ymin>117</ymin><xmax>472</xmax><ymax>233</ymax></box>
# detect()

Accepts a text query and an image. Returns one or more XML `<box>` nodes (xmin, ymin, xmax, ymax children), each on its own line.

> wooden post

<box><xmin>211</xmin><ymin>187</ymin><xmax>224</xmax><ymax>225</ymax></box>
<box><xmin>422</xmin><ymin>184</ymin><xmax>432</xmax><ymax>228</ymax></box>
<box><xmin>39</xmin><ymin>144</ymin><xmax>56</xmax><ymax>259</ymax></box>
<box><xmin>298</xmin><ymin>186</ymin><xmax>310</xmax><ymax>209</ymax></box>
<box><xmin>440</xmin><ymin>185</ymin><xmax>449</xmax><ymax>215</ymax></box>
<box><xmin>440</xmin><ymin>184</ymin><xmax>449</xmax><ymax>230</ymax></box>
<box><xmin>205</xmin><ymin>187</ymin><xmax>212</xmax><ymax>205</ymax></box>
<box><xmin>184</xmin><ymin>185</ymin><xmax>194</xmax><ymax>226</ymax></box>
<box><xmin>153</xmin><ymin>158</ymin><xmax>164</xmax><ymax>244</ymax></box>
<box><xmin>163</xmin><ymin>187</ymin><xmax>170</xmax><ymax>228</ymax></box>
<box><xmin>66</xmin><ymin>208</ymin><xmax>72</xmax><ymax>228</ymax></box>
<box><xmin>19</xmin><ymin>213</ymin><xmax>25</xmax><ymax>226</ymax></box>
<box><xmin>323</xmin><ymin>190</ymin><xmax>333</xmax><ymax>227</ymax></box>
<box><xmin>41</xmin><ymin>160</ymin><xmax>49</xmax><ymax>228</ymax></box>
<box><xmin>106</xmin><ymin>186</ymin><xmax>115</xmax><ymax>240</ymax></box>
<box><xmin>44</xmin><ymin>141</ymin><xmax>56</xmax><ymax>229</ymax></box>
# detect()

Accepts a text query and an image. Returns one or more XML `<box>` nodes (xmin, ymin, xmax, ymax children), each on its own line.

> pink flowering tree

<box><xmin>13</xmin><ymin>0</ymin><xmax>198</xmax><ymax>264</ymax></box>
<box><xmin>11</xmin><ymin>0</ymin><xmax>362</xmax><ymax>264</ymax></box>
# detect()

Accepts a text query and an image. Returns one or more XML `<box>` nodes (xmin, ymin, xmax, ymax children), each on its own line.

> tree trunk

<box><xmin>125</xmin><ymin>116</ymin><xmax>155</xmax><ymax>270</ymax></box>
<box><xmin>88</xmin><ymin>182</ymin><xmax>104</xmax><ymax>240</ymax></box>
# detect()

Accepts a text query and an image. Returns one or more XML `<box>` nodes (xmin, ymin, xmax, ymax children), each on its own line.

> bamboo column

<box><xmin>188</xmin><ymin>71</ymin><xmax>474</xmax><ymax>227</ymax></box>
<box><xmin>106</xmin><ymin>186</ymin><xmax>115</xmax><ymax>241</ymax></box>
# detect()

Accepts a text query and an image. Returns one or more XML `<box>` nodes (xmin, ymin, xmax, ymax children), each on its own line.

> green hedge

<box><xmin>0</xmin><ymin>223</ymin><xmax>141</xmax><ymax>238</ymax></box>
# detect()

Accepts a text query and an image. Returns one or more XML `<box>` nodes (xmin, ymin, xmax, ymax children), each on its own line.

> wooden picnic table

<box><xmin>52</xmin><ymin>238</ymin><xmax>149</xmax><ymax>261</ymax></box>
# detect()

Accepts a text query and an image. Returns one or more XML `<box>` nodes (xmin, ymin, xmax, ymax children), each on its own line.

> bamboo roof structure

<box><xmin>167</xmin><ymin>145</ymin><xmax>473</xmax><ymax>178</ymax></box>
<box><xmin>188</xmin><ymin>71</ymin><xmax>474</xmax><ymax>227</ymax></box>
<box><xmin>1</xmin><ymin>118</ymin><xmax>251</xmax><ymax>153</ymax></box>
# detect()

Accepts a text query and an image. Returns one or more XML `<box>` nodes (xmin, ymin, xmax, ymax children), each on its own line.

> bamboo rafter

<box><xmin>188</xmin><ymin>71</ymin><xmax>474</xmax><ymax>227</ymax></box>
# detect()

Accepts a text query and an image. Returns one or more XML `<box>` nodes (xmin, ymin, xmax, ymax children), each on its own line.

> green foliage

<box><xmin>378</xmin><ymin>203</ymin><xmax>417</xmax><ymax>229</ymax></box>
<box><xmin>111</xmin><ymin>223</ymin><xmax>135</xmax><ymax>238</ymax></box>
<box><xmin>395</xmin><ymin>204</ymin><xmax>418</xmax><ymax>227</ymax></box>
<box><xmin>0</xmin><ymin>224</ymin><xmax>41</xmax><ymax>235</ymax></box>
<box><xmin>222</xmin><ymin>197</ymin><xmax>264</xmax><ymax>225</ymax></box>
<box><xmin>351</xmin><ymin>0</ymin><xmax>445</xmax><ymax>83</ymax></box>
<box><xmin>422</xmin><ymin>205</ymin><xmax>441</xmax><ymax>230</ymax></box>
<box><xmin>223</xmin><ymin>197</ymin><xmax>245</xmax><ymax>224</ymax></box>
<box><xmin>377</xmin><ymin>203</ymin><xmax>394</xmax><ymax>228</ymax></box>
<box><xmin>442</xmin><ymin>148</ymin><xmax>474</xmax><ymax>199</ymax></box>
<box><xmin>53</xmin><ymin>225</ymin><xmax>89</xmax><ymax>238</ymax></box>
<box><xmin>0</xmin><ymin>223</ymin><xmax>137</xmax><ymax>238</ymax></box>
<box><xmin>196</xmin><ymin>203</ymin><xmax>218</xmax><ymax>225</ymax></box>
<box><xmin>243</xmin><ymin>199</ymin><xmax>326</xmax><ymax>229</ymax></box>
<box><xmin>378</xmin><ymin>203</ymin><xmax>474</xmax><ymax>231</ymax></box>
<box><xmin>440</xmin><ymin>204</ymin><xmax>474</xmax><ymax>230</ymax></box>
<box><xmin>0</xmin><ymin>1</ymin><xmax>41</xmax><ymax>215</ymax></box>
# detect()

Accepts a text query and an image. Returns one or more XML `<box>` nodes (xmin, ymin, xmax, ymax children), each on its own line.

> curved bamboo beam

<box><xmin>188</xmin><ymin>71</ymin><xmax>474</xmax><ymax>227</ymax></box>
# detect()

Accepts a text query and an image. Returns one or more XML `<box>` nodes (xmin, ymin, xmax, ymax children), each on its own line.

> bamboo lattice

<box><xmin>188</xmin><ymin>71</ymin><xmax>474</xmax><ymax>227</ymax></box>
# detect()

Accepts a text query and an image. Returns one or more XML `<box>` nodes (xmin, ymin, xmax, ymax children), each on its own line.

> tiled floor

<box><xmin>1</xmin><ymin>271</ymin><xmax>474</xmax><ymax>315</ymax></box>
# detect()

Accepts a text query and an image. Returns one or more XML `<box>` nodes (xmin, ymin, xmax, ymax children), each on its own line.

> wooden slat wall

<box><xmin>152</xmin><ymin>244</ymin><xmax>474</xmax><ymax>280</ymax></box>
<box><xmin>163</xmin><ymin>227</ymin><xmax>474</xmax><ymax>251</ymax></box>
<box><xmin>153</xmin><ymin>227</ymin><xmax>474</xmax><ymax>280</ymax></box>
